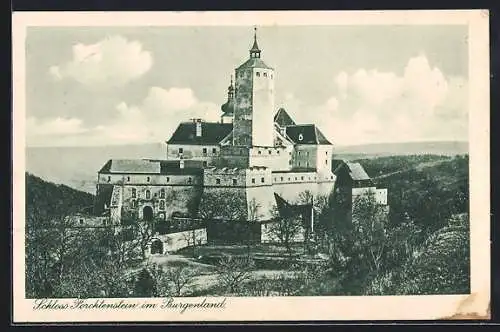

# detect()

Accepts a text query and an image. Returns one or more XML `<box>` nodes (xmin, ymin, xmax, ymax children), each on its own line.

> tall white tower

<box><xmin>233</xmin><ymin>27</ymin><xmax>275</xmax><ymax>147</ymax></box>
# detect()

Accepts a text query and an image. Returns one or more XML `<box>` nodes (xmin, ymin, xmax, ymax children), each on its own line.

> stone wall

<box><xmin>233</xmin><ymin>68</ymin><xmax>253</xmax><ymax>146</ymax></box>
<box><xmin>149</xmin><ymin>228</ymin><xmax>208</xmax><ymax>254</ymax></box>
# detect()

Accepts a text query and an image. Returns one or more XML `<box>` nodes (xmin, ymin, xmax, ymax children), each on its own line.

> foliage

<box><xmin>266</xmin><ymin>207</ymin><xmax>303</xmax><ymax>257</ymax></box>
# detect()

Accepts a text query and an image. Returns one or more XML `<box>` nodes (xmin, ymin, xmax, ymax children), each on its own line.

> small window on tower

<box><xmin>232</xmin><ymin>179</ymin><xmax>237</xmax><ymax>185</ymax></box>
<box><xmin>271</xmin><ymin>74</ymin><xmax>273</xmax><ymax>79</ymax></box>
<box><xmin>216</xmin><ymin>178</ymin><xmax>221</xmax><ymax>185</ymax></box>
<box><xmin>258</xmin><ymin>150</ymin><xmax>262</xmax><ymax>155</ymax></box>
<box><xmin>261</xmin><ymin>177</ymin><xmax>265</xmax><ymax>183</ymax></box>
<box><xmin>263</xmin><ymin>72</ymin><xmax>267</xmax><ymax>77</ymax></box>
<box><xmin>256</xmin><ymin>72</ymin><xmax>260</xmax><ymax>77</ymax></box>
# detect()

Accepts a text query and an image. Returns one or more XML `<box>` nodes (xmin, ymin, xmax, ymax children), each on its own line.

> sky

<box><xmin>25</xmin><ymin>25</ymin><xmax>469</xmax><ymax>147</ymax></box>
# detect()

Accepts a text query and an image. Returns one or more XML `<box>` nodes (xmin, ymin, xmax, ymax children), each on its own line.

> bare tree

<box><xmin>351</xmin><ymin>190</ymin><xmax>390</xmax><ymax>274</ymax></box>
<box><xmin>164</xmin><ymin>266</ymin><xmax>198</xmax><ymax>296</ymax></box>
<box><xmin>266</xmin><ymin>207</ymin><xmax>303</xmax><ymax>257</ymax></box>
<box><xmin>215</xmin><ymin>255</ymin><xmax>255</xmax><ymax>294</ymax></box>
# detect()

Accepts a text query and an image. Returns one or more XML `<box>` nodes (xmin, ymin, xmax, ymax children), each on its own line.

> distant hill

<box><xmin>26</xmin><ymin>173</ymin><xmax>95</xmax><ymax>224</ymax></box>
<box><xmin>26</xmin><ymin>143</ymin><xmax>166</xmax><ymax>194</ymax></box>
<box><xmin>335</xmin><ymin>141</ymin><xmax>468</xmax><ymax>160</ymax></box>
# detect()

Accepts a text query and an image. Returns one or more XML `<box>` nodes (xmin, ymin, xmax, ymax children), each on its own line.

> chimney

<box><xmin>195</xmin><ymin>119</ymin><xmax>202</xmax><ymax>137</ymax></box>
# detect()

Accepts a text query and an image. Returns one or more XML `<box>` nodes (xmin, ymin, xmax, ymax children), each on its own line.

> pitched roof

<box><xmin>99</xmin><ymin>159</ymin><xmax>203</xmax><ymax>176</ymax></box>
<box><xmin>345</xmin><ymin>162</ymin><xmax>371</xmax><ymax>181</ymax></box>
<box><xmin>285</xmin><ymin>125</ymin><xmax>332</xmax><ymax>145</ymax></box>
<box><xmin>274</xmin><ymin>108</ymin><xmax>296</xmax><ymax>127</ymax></box>
<box><xmin>99</xmin><ymin>159</ymin><xmax>160</xmax><ymax>174</ymax></box>
<box><xmin>236</xmin><ymin>58</ymin><xmax>273</xmax><ymax>70</ymax></box>
<box><xmin>167</xmin><ymin>122</ymin><xmax>233</xmax><ymax>145</ymax></box>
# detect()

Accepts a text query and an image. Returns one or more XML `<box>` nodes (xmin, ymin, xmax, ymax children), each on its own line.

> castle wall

<box><xmin>316</xmin><ymin>145</ymin><xmax>334</xmax><ymax>172</ymax></box>
<box><xmin>98</xmin><ymin>173</ymin><xmax>202</xmax><ymax>186</ymax></box>
<box><xmin>292</xmin><ymin>145</ymin><xmax>318</xmax><ymax>169</ymax></box>
<box><xmin>120</xmin><ymin>184</ymin><xmax>202</xmax><ymax>221</ymax></box>
<box><xmin>151</xmin><ymin>228</ymin><xmax>208</xmax><ymax>253</ymax></box>
<box><xmin>272</xmin><ymin>171</ymin><xmax>336</xmax><ymax>203</ymax></box>
<box><xmin>252</xmin><ymin>68</ymin><xmax>275</xmax><ymax>147</ymax></box>
<box><xmin>249</xmin><ymin>146</ymin><xmax>292</xmax><ymax>171</ymax></box>
<box><xmin>233</xmin><ymin>69</ymin><xmax>253</xmax><ymax>146</ymax></box>
<box><xmin>166</xmin><ymin>144</ymin><xmax>219</xmax><ymax>166</ymax></box>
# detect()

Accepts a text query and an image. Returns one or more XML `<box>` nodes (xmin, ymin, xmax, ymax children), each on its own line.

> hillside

<box><xmin>26</xmin><ymin>173</ymin><xmax>95</xmax><ymax>225</ymax></box>
<box><xmin>335</xmin><ymin>141</ymin><xmax>468</xmax><ymax>160</ymax></box>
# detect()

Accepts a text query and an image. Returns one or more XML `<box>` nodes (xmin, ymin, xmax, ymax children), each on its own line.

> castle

<box><xmin>90</xmin><ymin>28</ymin><xmax>388</xmax><ymax>250</ymax></box>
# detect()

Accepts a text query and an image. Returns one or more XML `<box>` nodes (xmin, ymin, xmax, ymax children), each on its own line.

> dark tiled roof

<box><xmin>99</xmin><ymin>159</ymin><xmax>203</xmax><ymax>176</ymax></box>
<box><xmin>236</xmin><ymin>58</ymin><xmax>272</xmax><ymax>70</ymax></box>
<box><xmin>167</xmin><ymin>122</ymin><xmax>233</xmax><ymax>145</ymax></box>
<box><xmin>285</xmin><ymin>125</ymin><xmax>332</xmax><ymax>145</ymax></box>
<box><xmin>274</xmin><ymin>108</ymin><xmax>296</xmax><ymax>127</ymax></box>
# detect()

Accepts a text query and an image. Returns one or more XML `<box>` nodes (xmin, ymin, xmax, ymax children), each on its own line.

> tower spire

<box><xmin>250</xmin><ymin>26</ymin><xmax>261</xmax><ymax>58</ymax></box>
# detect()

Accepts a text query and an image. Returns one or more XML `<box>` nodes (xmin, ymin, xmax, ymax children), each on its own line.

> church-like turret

<box><xmin>232</xmin><ymin>27</ymin><xmax>275</xmax><ymax>147</ymax></box>
<box><xmin>220</xmin><ymin>75</ymin><xmax>235</xmax><ymax>123</ymax></box>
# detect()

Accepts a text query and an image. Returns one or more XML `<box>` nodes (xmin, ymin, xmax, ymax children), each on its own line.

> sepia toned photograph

<box><xmin>12</xmin><ymin>10</ymin><xmax>490</xmax><ymax>322</ymax></box>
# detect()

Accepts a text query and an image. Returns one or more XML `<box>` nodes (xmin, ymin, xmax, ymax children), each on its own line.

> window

<box><xmin>252</xmin><ymin>178</ymin><xmax>256</xmax><ymax>184</ymax></box>
<box><xmin>306</xmin><ymin>161</ymin><xmax>309</xmax><ymax>167</ymax></box>
<box><xmin>258</xmin><ymin>150</ymin><xmax>262</xmax><ymax>155</ymax></box>
<box><xmin>216</xmin><ymin>178</ymin><xmax>221</xmax><ymax>185</ymax></box>
<box><xmin>280</xmin><ymin>177</ymin><xmax>283</xmax><ymax>181</ymax></box>
<box><xmin>203</xmin><ymin>161</ymin><xmax>207</xmax><ymax>167</ymax></box>
<box><xmin>295</xmin><ymin>177</ymin><xmax>298</xmax><ymax>180</ymax></box>
<box><xmin>132</xmin><ymin>188</ymin><xmax>137</xmax><ymax>198</ymax></box>
<box><xmin>127</xmin><ymin>176</ymin><xmax>130</xmax><ymax>182</ymax></box>
<box><xmin>146</xmin><ymin>190</ymin><xmax>151</xmax><ymax>200</ymax></box>
<box><xmin>298</xmin><ymin>151</ymin><xmax>301</xmax><ymax>156</ymax></box>
<box><xmin>102</xmin><ymin>220</ymin><xmax>106</xmax><ymax>225</ymax></box>
<box><xmin>212</xmin><ymin>148</ymin><xmax>217</xmax><ymax>154</ymax></box>
<box><xmin>188</xmin><ymin>177</ymin><xmax>193</xmax><ymax>184</ymax></box>
<box><xmin>203</xmin><ymin>147</ymin><xmax>207</xmax><ymax>154</ymax></box>
<box><xmin>232</xmin><ymin>179</ymin><xmax>237</xmax><ymax>185</ymax></box>
<box><xmin>298</xmin><ymin>162</ymin><xmax>301</xmax><ymax>167</ymax></box>
<box><xmin>298</xmin><ymin>133</ymin><xmax>304</xmax><ymax>141</ymax></box>
<box><xmin>263</xmin><ymin>72</ymin><xmax>267</xmax><ymax>77</ymax></box>
<box><xmin>132</xmin><ymin>200</ymin><xmax>137</xmax><ymax>208</ymax></box>
<box><xmin>268</xmin><ymin>150</ymin><xmax>272</xmax><ymax>155</ymax></box>
<box><xmin>301</xmin><ymin>176</ymin><xmax>304</xmax><ymax>180</ymax></box>
<box><xmin>256</xmin><ymin>72</ymin><xmax>260</xmax><ymax>77</ymax></box>
<box><xmin>107</xmin><ymin>176</ymin><xmax>111</xmax><ymax>182</ymax></box>
<box><xmin>261</xmin><ymin>177</ymin><xmax>265</xmax><ymax>183</ymax></box>
<box><xmin>325</xmin><ymin>159</ymin><xmax>328</xmax><ymax>165</ymax></box>
<box><xmin>159</xmin><ymin>200</ymin><xmax>165</xmax><ymax>210</ymax></box>
<box><xmin>306</xmin><ymin>151</ymin><xmax>309</xmax><ymax>156</ymax></box>
<box><xmin>160</xmin><ymin>188</ymin><xmax>165</xmax><ymax>198</ymax></box>
<box><xmin>79</xmin><ymin>219</ymin><xmax>84</xmax><ymax>225</ymax></box>
<box><xmin>166</xmin><ymin>177</ymin><xmax>170</xmax><ymax>183</ymax></box>
<box><xmin>178</xmin><ymin>148</ymin><xmax>183</xmax><ymax>154</ymax></box>
<box><xmin>277</xmin><ymin>150</ymin><xmax>280</xmax><ymax>154</ymax></box>
<box><xmin>326</xmin><ymin>151</ymin><xmax>328</xmax><ymax>155</ymax></box>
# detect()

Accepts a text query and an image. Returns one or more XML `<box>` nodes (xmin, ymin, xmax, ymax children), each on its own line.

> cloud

<box><xmin>26</xmin><ymin>87</ymin><xmax>221</xmax><ymax>146</ymax></box>
<box><xmin>288</xmin><ymin>54</ymin><xmax>468</xmax><ymax>145</ymax></box>
<box><xmin>49</xmin><ymin>35</ymin><xmax>153</xmax><ymax>88</ymax></box>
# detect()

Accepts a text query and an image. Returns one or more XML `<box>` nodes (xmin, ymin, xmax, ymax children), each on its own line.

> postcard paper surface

<box><xmin>12</xmin><ymin>10</ymin><xmax>490</xmax><ymax>322</ymax></box>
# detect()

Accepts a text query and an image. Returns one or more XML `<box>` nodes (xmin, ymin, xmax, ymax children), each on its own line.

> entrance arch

<box><xmin>150</xmin><ymin>239</ymin><xmax>163</xmax><ymax>255</ymax></box>
<box><xmin>143</xmin><ymin>206</ymin><xmax>154</xmax><ymax>221</ymax></box>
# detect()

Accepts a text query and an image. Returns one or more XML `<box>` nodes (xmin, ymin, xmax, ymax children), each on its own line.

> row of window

<box><xmin>255</xmin><ymin>71</ymin><xmax>273</xmax><ymax>79</ymax></box>
<box><xmin>272</xmin><ymin>175</ymin><xmax>335</xmax><ymax>182</ymax></box>
<box><xmin>178</xmin><ymin>147</ymin><xmax>217</xmax><ymax>154</ymax></box>
<box><xmin>131</xmin><ymin>199</ymin><xmax>166</xmax><ymax>210</ymax></box>
<box><xmin>106</xmin><ymin>176</ymin><xmax>194</xmax><ymax>184</ymax></box>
